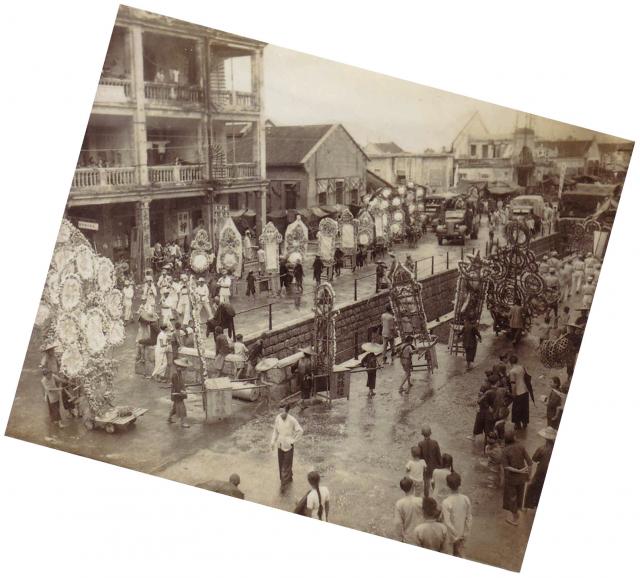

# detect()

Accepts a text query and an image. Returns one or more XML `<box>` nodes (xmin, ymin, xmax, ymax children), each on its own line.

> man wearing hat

<box><xmin>41</xmin><ymin>367</ymin><xmax>64</xmax><ymax>428</ymax></box>
<box><xmin>142</xmin><ymin>276</ymin><xmax>157</xmax><ymax>310</ymax></box>
<box><xmin>157</xmin><ymin>267</ymin><xmax>171</xmax><ymax>292</ymax></box>
<box><xmin>585</xmin><ymin>252</ymin><xmax>598</xmax><ymax>279</ymax></box>
<box><xmin>571</xmin><ymin>254</ymin><xmax>586</xmax><ymax>296</ymax></box>
<box><xmin>524</xmin><ymin>426</ymin><xmax>557</xmax><ymax>510</ymax></box>
<box><xmin>217</xmin><ymin>269</ymin><xmax>232</xmax><ymax>304</ymax></box>
<box><xmin>581</xmin><ymin>275</ymin><xmax>596</xmax><ymax>308</ymax></box>
<box><xmin>176</xmin><ymin>275</ymin><xmax>191</xmax><ymax>325</ymax></box>
<box><xmin>122</xmin><ymin>278</ymin><xmax>134</xmax><ymax>323</ymax></box>
<box><xmin>195</xmin><ymin>277</ymin><xmax>213</xmax><ymax>321</ymax></box>
<box><xmin>168</xmin><ymin>358</ymin><xmax>190</xmax><ymax>428</ymax></box>
<box><xmin>414</xmin><ymin>497</ymin><xmax>448</xmax><ymax>552</ymax></box>
<box><xmin>312</xmin><ymin>255</ymin><xmax>324</xmax><ymax>286</ymax></box>
<box><xmin>270</xmin><ymin>402</ymin><xmax>303</xmax><ymax>490</ymax></box>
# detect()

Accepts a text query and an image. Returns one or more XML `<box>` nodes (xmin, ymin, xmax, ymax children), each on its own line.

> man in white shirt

<box><xmin>257</xmin><ymin>247</ymin><xmax>266</xmax><ymax>274</ymax></box>
<box><xmin>394</xmin><ymin>477</ymin><xmax>423</xmax><ymax>544</ymax></box>
<box><xmin>441</xmin><ymin>472</ymin><xmax>472</xmax><ymax>558</ymax></box>
<box><xmin>270</xmin><ymin>403</ymin><xmax>303</xmax><ymax>490</ymax></box>
<box><xmin>195</xmin><ymin>277</ymin><xmax>213</xmax><ymax>320</ymax></box>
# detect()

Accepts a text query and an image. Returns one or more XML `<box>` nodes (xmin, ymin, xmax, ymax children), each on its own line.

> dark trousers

<box><xmin>277</xmin><ymin>447</ymin><xmax>294</xmax><ymax>485</ymax></box>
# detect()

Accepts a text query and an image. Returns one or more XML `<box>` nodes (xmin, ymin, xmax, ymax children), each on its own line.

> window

<box><xmin>350</xmin><ymin>189</ymin><xmax>359</xmax><ymax>205</ymax></box>
<box><xmin>284</xmin><ymin>183</ymin><xmax>298</xmax><ymax>210</ymax></box>
<box><xmin>335</xmin><ymin>180</ymin><xmax>344</xmax><ymax>205</ymax></box>
<box><xmin>318</xmin><ymin>191</ymin><xmax>327</xmax><ymax>205</ymax></box>
<box><xmin>494</xmin><ymin>145</ymin><xmax>500</xmax><ymax>158</ymax></box>
<box><xmin>469</xmin><ymin>144</ymin><xmax>477</xmax><ymax>157</ymax></box>
<box><xmin>482</xmin><ymin>144</ymin><xmax>489</xmax><ymax>158</ymax></box>
<box><xmin>228</xmin><ymin>193</ymin><xmax>239</xmax><ymax>210</ymax></box>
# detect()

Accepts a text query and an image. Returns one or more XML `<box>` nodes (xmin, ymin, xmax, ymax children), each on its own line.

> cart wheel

<box><xmin>104</xmin><ymin>423</ymin><xmax>116</xmax><ymax>434</ymax></box>
<box><xmin>84</xmin><ymin>419</ymin><xmax>95</xmax><ymax>431</ymax></box>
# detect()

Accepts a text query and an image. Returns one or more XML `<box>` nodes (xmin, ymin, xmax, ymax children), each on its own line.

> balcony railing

<box><xmin>148</xmin><ymin>164</ymin><xmax>205</xmax><ymax>184</ymax></box>
<box><xmin>72</xmin><ymin>167</ymin><xmax>137</xmax><ymax>189</ymax></box>
<box><xmin>144</xmin><ymin>82</ymin><xmax>203</xmax><ymax>105</ymax></box>
<box><xmin>212</xmin><ymin>162</ymin><xmax>258</xmax><ymax>181</ymax></box>
<box><xmin>210</xmin><ymin>90</ymin><xmax>258</xmax><ymax>112</ymax></box>
<box><xmin>96</xmin><ymin>77</ymin><xmax>132</xmax><ymax>102</ymax></box>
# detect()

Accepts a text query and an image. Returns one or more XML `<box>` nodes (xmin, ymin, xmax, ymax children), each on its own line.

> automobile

<box><xmin>435</xmin><ymin>195</ymin><xmax>480</xmax><ymax>245</ymax></box>
<box><xmin>510</xmin><ymin>195</ymin><xmax>545</xmax><ymax>220</ymax></box>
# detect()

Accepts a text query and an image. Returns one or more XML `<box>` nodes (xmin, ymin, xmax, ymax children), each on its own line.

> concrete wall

<box><xmin>249</xmin><ymin>233</ymin><xmax>562</xmax><ymax>362</ymax></box>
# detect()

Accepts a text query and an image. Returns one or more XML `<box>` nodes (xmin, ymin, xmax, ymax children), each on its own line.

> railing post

<box><xmin>173</xmin><ymin>165</ymin><xmax>180</xmax><ymax>183</ymax></box>
<box><xmin>268</xmin><ymin>303</ymin><xmax>273</xmax><ymax>331</ymax></box>
<box><xmin>354</xmin><ymin>278</ymin><xmax>358</xmax><ymax>301</ymax></box>
<box><xmin>98</xmin><ymin>168</ymin><xmax>107</xmax><ymax>187</ymax></box>
<box><xmin>446</xmin><ymin>251</ymin><xmax>449</xmax><ymax>270</ymax></box>
<box><xmin>431</xmin><ymin>255</ymin><xmax>434</xmax><ymax>275</ymax></box>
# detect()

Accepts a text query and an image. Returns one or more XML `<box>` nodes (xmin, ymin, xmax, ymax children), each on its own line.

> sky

<box><xmin>262</xmin><ymin>45</ymin><xmax>622</xmax><ymax>153</ymax></box>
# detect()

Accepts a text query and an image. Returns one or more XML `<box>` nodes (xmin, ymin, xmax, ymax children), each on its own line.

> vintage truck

<box><xmin>435</xmin><ymin>195</ymin><xmax>480</xmax><ymax>245</ymax></box>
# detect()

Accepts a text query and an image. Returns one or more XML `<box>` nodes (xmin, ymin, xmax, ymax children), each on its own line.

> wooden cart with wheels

<box><xmin>83</xmin><ymin>407</ymin><xmax>148</xmax><ymax>434</ymax></box>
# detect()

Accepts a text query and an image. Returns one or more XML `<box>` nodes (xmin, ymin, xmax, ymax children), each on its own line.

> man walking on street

<box><xmin>418</xmin><ymin>425</ymin><xmax>442</xmax><ymax>497</ymax></box>
<box><xmin>441</xmin><ymin>472</ymin><xmax>472</xmax><ymax>558</ymax></box>
<box><xmin>381</xmin><ymin>305</ymin><xmax>396</xmax><ymax>365</ymax></box>
<box><xmin>414</xmin><ymin>498</ymin><xmax>448</xmax><ymax>552</ymax></box>
<box><xmin>394</xmin><ymin>477</ymin><xmax>423</xmax><ymax>545</ymax></box>
<box><xmin>271</xmin><ymin>402</ymin><xmax>303</xmax><ymax>491</ymax></box>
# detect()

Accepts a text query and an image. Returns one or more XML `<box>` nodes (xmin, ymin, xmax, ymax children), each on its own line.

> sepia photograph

<box><xmin>2</xmin><ymin>3</ymin><xmax>637</xmax><ymax>574</ymax></box>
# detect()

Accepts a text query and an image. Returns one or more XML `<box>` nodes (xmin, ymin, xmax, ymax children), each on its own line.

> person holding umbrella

<box><xmin>360</xmin><ymin>343</ymin><xmax>381</xmax><ymax>397</ymax></box>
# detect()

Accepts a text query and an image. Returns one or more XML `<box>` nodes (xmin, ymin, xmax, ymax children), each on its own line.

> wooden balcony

<box><xmin>144</xmin><ymin>82</ymin><xmax>203</xmax><ymax>105</ymax></box>
<box><xmin>72</xmin><ymin>167</ymin><xmax>137</xmax><ymax>189</ymax></box>
<box><xmin>210</xmin><ymin>90</ymin><xmax>258</xmax><ymax>112</ymax></box>
<box><xmin>211</xmin><ymin>162</ymin><xmax>258</xmax><ymax>181</ymax></box>
<box><xmin>148</xmin><ymin>164</ymin><xmax>205</xmax><ymax>184</ymax></box>
<box><xmin>96</xmin><ymin>77</ymin><xmax>132</xmax><ymax>103</ymax></box>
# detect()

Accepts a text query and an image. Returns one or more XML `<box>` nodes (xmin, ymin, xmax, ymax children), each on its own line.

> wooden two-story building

<box><xmin>235</xmin><ymin>123</ymin><xmax>369</xmax><ymax>218</ymax></box>
<box><xmin>66</xmin><ymin>5</ymin><xmax>268</xmax><ymax>278</ymax></box>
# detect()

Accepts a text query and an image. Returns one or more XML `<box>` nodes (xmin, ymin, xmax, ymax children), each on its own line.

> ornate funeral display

<box><xmin>243</xmin><ymin>230</ymin><xmax>257</xmax><ymax>262</ymax></box>
<box><xmin>211</xmin><ymin>204</ymin><xmax>230</xmax><ymax>253</ymax></box>
<box><xmin>259</xmin><ymin>221</ymin><xmax>283</xmax><ymax>274</ymax></box>
<box><xmin>217</xmin><ymin>216</ymin><xmax>243</xmax><ymax>275</ymax></box>
<box><xmin>317</xmin><ymin>217</ymin><xmax>339</xmax><ymax>266</ymax></box>
<box><xmin>389</xmin><ymin>263</ymin><xmax>438</xmax><ymax>372</ymax></box>
<box><xmin>36</xmin><ymin>220</ymin><xmax>127</xmax><ymax>419</ymax></box>
<box><xmin>284</xmin><ymin>215</ymin><xmax>308</xmax><ymax>265</ymax></box>
<box><xmin>337</xmin><ymin>208</ymin><xmax>357</xmax><ymax>259</ymax></box>
<box><xmin>449</xmin><ymin>221</ymin><xmax>554</xmax><ymax>351</ymax></box>
<box><xmin>390</xmin><ymin>193</ymin><xmax>406</xmax><ymax>240</ymax></box>
<box><xmin>449</xmin><ymin>253</ymin><xmax>491</xmax><ymax>355</ymax></box>
<box><xmin>313</xmin><ymin>281</ymin><xmax>342</xmax><ymax>399</ymax></box>
<box><xmin>561</xmin><ymin>194</ymin><xmax>617</xmax><ymax>259</ymax></box>
<box><xmin>485</xmin><ymin>221</ymin><xmax>553</xmax><ymax>335</ymax></box>
<box><xmin>356</xmin><ymin>208</ymin><xmax>374</xmax><ymax>249</ymax></box>
<box><xmin>189</xmin><ymin>227</ymin><xmax>213</xmax><ymax>274</ymax></box>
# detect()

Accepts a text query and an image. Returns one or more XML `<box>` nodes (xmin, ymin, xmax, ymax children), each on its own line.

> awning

<box><xmin>267</xmin><ymin>209</ymin><xmax>287</xmax><ymax>220</ymax></box>
<box><xmin>292</xmin><ymin>208</ymin><xmax>314</xmax><ymax>220</ymax></box>
<box><xmin>229</xmin><ymin>209</ymin><xmax>246</xmax><ymax>218</ymax></box>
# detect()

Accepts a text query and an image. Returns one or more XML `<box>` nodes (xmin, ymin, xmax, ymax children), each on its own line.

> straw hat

<box><xmin>40</xmin><ymin>340</ymin><xmax>59</xmax><ymax>352</ymax></box>
<box><xmin>173</xmin><ymin>358</ymin><xmax>191</xmax><ymax>368</ymax></box>
<box><xmin>538</xmin><ymin>426</ymin><xmax>557</xmax><ymax>440</ymax></box>
<box><xmin>298</xmin><ymin>346</ymin><xmax>316</xmax><ymax>356</ymax></box>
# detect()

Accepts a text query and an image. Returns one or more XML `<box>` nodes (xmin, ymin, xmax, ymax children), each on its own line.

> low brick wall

<box><xmin>250</xmin><ymin>233</ymin><xmax>561</xmax><ymax>363</ymax></box>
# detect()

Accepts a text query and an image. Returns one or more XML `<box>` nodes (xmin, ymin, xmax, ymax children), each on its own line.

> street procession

<box><xmin>4</xmin><ymin>5</ymin><xmax>633</xmax><ymax>573</ymax></box>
